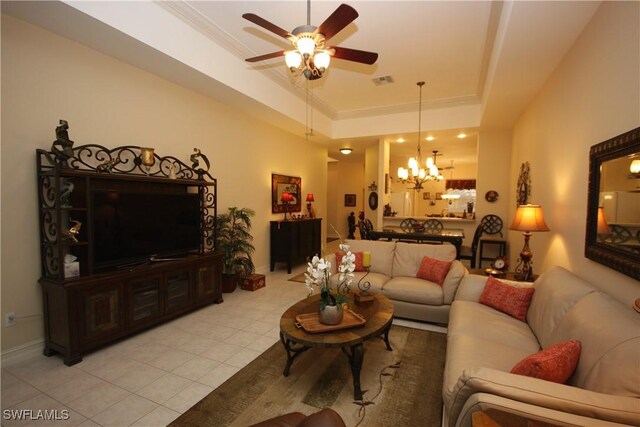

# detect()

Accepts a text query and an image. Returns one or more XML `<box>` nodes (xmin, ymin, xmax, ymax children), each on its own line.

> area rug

<box><xmin>288</xmin><ymin>272</ymin><xmax>306</xmax><ymax>283</ymax></box>
<box><xmin>170</xmin><ymin>326</ymin><xmax>446</xmax><ymax>427</ymax></box>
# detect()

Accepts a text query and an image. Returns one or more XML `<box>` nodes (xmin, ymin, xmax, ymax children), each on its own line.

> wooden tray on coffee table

<box><xmin>294</xmin><ymin>309</ymin><xmax>366</xmax><ymax>333</ymax></box>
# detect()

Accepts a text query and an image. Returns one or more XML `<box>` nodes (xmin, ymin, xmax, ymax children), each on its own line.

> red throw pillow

<box><xmin>335</xmin><ymin>251</ymin><xmax>365</xmax><ymax>272</ymax></box>
<box><xmin>511</xmin><ymin>340</ymin><xmax>581</xmax><ymax>383</ymax></box>
<box><xmin>479</xmin><ymin>276</ymin><xmax>534</xmax><ymax>321</ymax></box>
<box><xmin>416</xmin><ymin>256</ymin><xmax>452</xmax><ymax>286</ymax></box>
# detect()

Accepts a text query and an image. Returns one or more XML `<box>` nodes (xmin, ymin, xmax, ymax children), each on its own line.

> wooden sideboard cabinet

<box><xmin>270</xmin><ymin>219</ymin><xmax>322</xmax><ymax>273</ymax></box>
<box><xmin>41</xmin><ymin>252</ymin><xmax>223</xmax><ymax>365</ymax></box>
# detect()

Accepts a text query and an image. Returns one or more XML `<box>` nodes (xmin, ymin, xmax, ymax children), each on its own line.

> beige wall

<box><xmin>1</xmin><ymin>16</ymin><xmax>327</xmax><ymax>351</ymax></box>
<box><xmin>509</xmin><ymin>1</ymin><xmax>640</xmax><ymax>305</ymax></box>
<box><xmin>326</xmin><ymin>158</ymin><xmax>365</xmax><ymax>241</ymax></box>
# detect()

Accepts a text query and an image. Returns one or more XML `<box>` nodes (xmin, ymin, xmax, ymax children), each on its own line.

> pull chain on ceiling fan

<box><xmin>242</xmin><ymin>1</ymin><xmax>378</xmax><ymax>80</ymax></box>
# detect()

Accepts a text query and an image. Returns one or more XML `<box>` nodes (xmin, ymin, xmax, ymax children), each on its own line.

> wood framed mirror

<box><xmin>585</xmin><ymin>127</ymin><xmax>640</xmax><ymax>280</ymax></box>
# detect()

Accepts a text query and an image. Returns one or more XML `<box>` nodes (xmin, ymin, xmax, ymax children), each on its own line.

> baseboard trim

<box><xmin>1</xmin><ymin>339</ymin><xmax>45</xmax><ymax>368</ymax></box>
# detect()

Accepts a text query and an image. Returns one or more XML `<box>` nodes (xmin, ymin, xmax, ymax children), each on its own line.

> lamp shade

<box><xmin>509</xmin><ymin>204</ymin><xmax>550</xmax><ymax>232</ymax></box>
<box><xmin>314</xmin><ymin>51</ymin><xmax>331</xmax><ymax>69</ymax></box>
<box><xmin>306</xmin><ymin>193</ymin><xmax>315</xmax><ymax>202</ymax></box>
<box><xmin>285</xmin><ymin>51</ymin><xmax>302</xmax><ymax>69</ymax></box>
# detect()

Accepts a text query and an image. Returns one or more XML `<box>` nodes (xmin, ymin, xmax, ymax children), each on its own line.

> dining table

<box><xmin>368</xmin><ymin>228</ymin><xmax>465</xmax><ymax>258</ymax></box>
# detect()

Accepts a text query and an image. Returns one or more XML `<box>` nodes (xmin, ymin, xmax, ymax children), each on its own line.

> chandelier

<box><xmin>397</xmin><ymin>81</ymin><xmax>444</xmax><ymax>191</ymax></box>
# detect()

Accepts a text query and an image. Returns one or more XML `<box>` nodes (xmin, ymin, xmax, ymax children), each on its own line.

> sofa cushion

<box><xmin>382</xmin><ymin>276</ymin><xmax>444</xmax><ymax>305</ymax></box>
<box><xmin>416</xmin><ymin>256</ymin><xmax>452</xmax><ymax>285</ymax></box>
<box><xmin>392</xmin><ymin>242</ymin><xmax>456</xmax><ymax>277</ymax></box>
<box><xmin>448</xmin><ymin>300</ymin><xmax>541</xmax><ymax>353</ymax></box>
<box><xmin>329</xmin><ymin>271</ymin><xmax>389</xmax><ymax>294</ymax></box>
<box><xmin>344</xmin><ymin>239</ymin><xmax>395</xmax><ymax>277</ymax></box>
<box><xmin>547</xmin><ymin>292</ymin><xmax>640</xmax><ymax>397</ymax></box>
<box><xmin>441</xmin><ymin>261</ymin><xmax>467</xmax><ymax>305</ymax></box>
<box><xmin>527</xmin><ymin>266</ymin><xmax>596</xmax><ymax>348</ymax></box>
<box><xmin>479</xmin><ymin>276</ymin><xmax>534</xmax><ymax>322</ymax></box>
<box><xmin>511</xmin><ymin>340</ymin><xmax>581</xmax><ymax>384</ymax></box>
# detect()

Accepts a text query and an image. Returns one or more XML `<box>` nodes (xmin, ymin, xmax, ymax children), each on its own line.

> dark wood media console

<box><xmin>41</xmin><ymin>253</ymin><xmax>222</xmax><ymax>365</ymax></box>
<box><xmin>37</xmin><ymin>143</ymin><xmax>222</xmax><ymax>365</ymax></box>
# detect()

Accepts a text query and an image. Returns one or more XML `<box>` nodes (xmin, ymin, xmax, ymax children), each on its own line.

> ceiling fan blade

<box><xmin>331</xmin><ymin>46</ymin><xmax>378</xmax><ymax>65</ymax></box>
<box><xmin>245</xmin><ymin>50</ymin><xmax>285</xmax><ymax>63</ymax></box>
<box><xmin>316</xmin><ymin>4</ymin><xmax>358</xmax><ymax>41</ymax></box>
<box><xmin>242</xmin><ymin>13</ymin><xmax>291</xmax><ymax>40</ymax></box>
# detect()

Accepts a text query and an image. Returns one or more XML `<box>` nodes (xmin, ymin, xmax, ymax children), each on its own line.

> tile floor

<box><xmin>1</xmin><ymin>243</ymin><xmax>446</xmax><ymax>427</ymax></box>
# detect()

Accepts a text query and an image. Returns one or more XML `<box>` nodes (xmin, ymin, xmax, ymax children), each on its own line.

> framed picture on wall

<box><xmin>436</xmin><ymin>192</ymin><xmax>443</xmax><ymax>200</ymax></box>
<box><xmin>344</xmin><ymin>194</ymin><xmax>356</xmax><ymax>207</ymax></box>
<box><xmin>423</xmin><ymin>192</ymin><xmax>431</xmax><ymax>200</ymax></box>
<box><xmin>272</xmin><ymin>174</ymin><xmax>301</xmax><ymax>214</ymax></box>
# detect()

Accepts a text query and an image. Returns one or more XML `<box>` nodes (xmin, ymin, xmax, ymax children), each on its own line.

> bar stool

<box><xmin>478</xmin><ymin>215</ymin><xmax>507</xmax><ymax>268</ymax></box>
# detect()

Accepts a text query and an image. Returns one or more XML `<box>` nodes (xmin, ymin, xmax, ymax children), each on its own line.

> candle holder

<box><xmin>140</xmin><ymin>147</ymin><xmax>155</xmax><ymax>175</ymax></box>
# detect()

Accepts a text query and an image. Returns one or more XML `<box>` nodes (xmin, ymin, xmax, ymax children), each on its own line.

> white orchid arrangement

<box><xmin>304</xmin><ymin>242</ymin><xmax>356</xmax><ymax>309</ymax></box>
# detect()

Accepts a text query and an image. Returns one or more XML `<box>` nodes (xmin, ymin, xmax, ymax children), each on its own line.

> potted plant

<box><xmin>216</xmin><ymin>207</ymin><xmax>256</xmax><ymax>292</ymax></box>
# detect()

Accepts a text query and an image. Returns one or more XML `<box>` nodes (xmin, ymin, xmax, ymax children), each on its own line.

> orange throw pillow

<box><xmin>416</xmin><ymin>256</ymin><xmax>452</xmax><ymax>286</ymax></box>
<box><xmin>335</xmin><ymin>251</ymin><xmax>365</xmax><ymax>272</ymax></box>
<box><xmin>511</xmin><ymin>340</ymin><xmax>581</xmax><ymax>383</ymax></box>
<box><xmin>479</xmin><ymin>276</ymin><xmax>534</xmax><ymax>321</ymax></box>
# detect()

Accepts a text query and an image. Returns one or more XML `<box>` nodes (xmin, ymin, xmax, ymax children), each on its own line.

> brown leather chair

<box><xmin>249</xmin><ymin>408</ymin><xmax>346</xmax><ymax>427</ymax></box>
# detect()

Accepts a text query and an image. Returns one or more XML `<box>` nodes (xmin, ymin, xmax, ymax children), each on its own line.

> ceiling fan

<box><xmin>242</xmin><ymin>1</ymin><xmax>378</xmax><ymax>80</ymax></box>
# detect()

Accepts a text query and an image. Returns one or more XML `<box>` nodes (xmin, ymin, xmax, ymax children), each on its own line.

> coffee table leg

<box><xmin>342</xmin><ymin>344</ymin><xmax>364</xmax><ymax>400</ymax></box>
<box><xmin>279</xmin><ymin>331</ymin><xmax>309</xmax><ymax>376</ymax></box>
<box><xmin>382</xmin><ymin>321</ymin><xmax>393</xmax><ymax>351</ymax></box>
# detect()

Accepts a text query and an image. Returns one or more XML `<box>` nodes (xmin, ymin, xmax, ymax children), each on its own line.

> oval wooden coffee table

<box><xmin>279</xmin><ymin>293</ymin><xmax>394</xmax><ymax>400</ymax></box>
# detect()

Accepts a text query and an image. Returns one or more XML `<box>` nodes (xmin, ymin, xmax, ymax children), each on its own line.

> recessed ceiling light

<box><xmin>457</xmin><ymin>133</ymin><xmax>467</xmax><ymax>139</ymax></box>
<box><xmin>426</xmin><ymin>136</ymin><xmax>435</xmax><ymax>141</ymax></box>
<box><xmin>340</xmin><ymin>148</ymin><xmax>353</xmax><ymax>155</ymax></box>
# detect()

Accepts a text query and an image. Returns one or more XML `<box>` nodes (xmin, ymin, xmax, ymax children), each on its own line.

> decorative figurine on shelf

<box><xmin>347</xmin><ymin>212</ymin><xmax>356</xmax><ymax>239</ymax></box>
<box><xmin>60</xmin><ymin>179</ymin><xmax>74</xmax><ymax>208</ymax></box>
<box><xmin>190</xmin><ymin>148</ymin><xmax>210</xmax><ymax>179</ymax></box>
<box><xmin>64</xmin><ymin>219</ymin><xmax>82</xmax><ymax>244</ymax></box>
<box><xmin>169</xmin><ymin>162</ymin><xmax>178</xmax><ymax>179</ymax></box>
<box><xmin>97</xmin><ymin>158</ymin><xmax>121</xmax><ymax>173</ymax></box>
<box><xmin>50</xmin><ymin>119</ymin><xmax>74</xmax><ymax>163</ymax></box>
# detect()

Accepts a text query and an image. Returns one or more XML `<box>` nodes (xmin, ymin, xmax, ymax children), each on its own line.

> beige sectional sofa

<box><xmin>325</xmin><ymin>239</ymin><xmax>467</xmax><ymax>324</ymax></box>
<box><xmin>443</xmin><ymin>266</ymin><xmax>640</xmax><ymax>427</ymax></box>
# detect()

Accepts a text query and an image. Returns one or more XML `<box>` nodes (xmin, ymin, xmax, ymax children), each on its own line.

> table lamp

<box><xmin>305</xmin><ymin>193</ymin><xmax>315</xmax><ymax>218</ymax></box>
<box><xmin>281</xmin><ymin>192</ymin><xmax>294</xmax><ymax>220</ymax></box>
<box><xmin>509</xmin><ymin>204</ymin><xmax>549</xmax><ymax>281</ymax></box>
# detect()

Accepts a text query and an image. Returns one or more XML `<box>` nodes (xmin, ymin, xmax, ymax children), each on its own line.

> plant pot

<box><xmin>222</xmin><ymin>273</ymin><xmax>239</xmax><ymax>293</ymax></box>
<box><xmin>318</xmin><ymin>303</ymin><xmax>343</xmax><ymax>325</ymax></box>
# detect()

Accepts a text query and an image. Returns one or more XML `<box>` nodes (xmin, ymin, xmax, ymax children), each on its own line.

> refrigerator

<box><xmin>389</xmin><ymin>192</ymin><xmax>412</xmax><ymax>217</ymax></box>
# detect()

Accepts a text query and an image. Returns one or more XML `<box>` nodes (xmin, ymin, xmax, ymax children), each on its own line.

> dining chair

<box><xmin>478</xmin><ymin>214</ymin><xmax>507</xmax><ymax>268</ymax></box>
<box><xmin>424</xmin><ymin>219</ymin><xmax>443</xmax><ymax>231</ymax></box>
<box><xmin>459</xmin><ymin>225</ymin><xmax>483</xmax><ymax>268</ymax></box>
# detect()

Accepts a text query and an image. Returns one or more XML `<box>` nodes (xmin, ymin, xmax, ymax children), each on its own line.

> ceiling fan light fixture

<box><xmin>285</xmin><ymin>51</ymin><xmax>303</xmax><ymax>69</ymax></box>
<box><xmin>296</xmin><ymin>35</ymin><xmax>316</xmax><ymax>56</ymax></box>
<box><xmin>314</xmin><ymin>51</ymin><xmax>331</xmax><ymax>70</ymax></box>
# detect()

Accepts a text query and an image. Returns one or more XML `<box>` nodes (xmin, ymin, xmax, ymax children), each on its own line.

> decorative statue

<box><xmin>97</xmin><ymin>158</ymin><xmax>121</xmax><ymax>173</ymax></box>
<box><xmin>60</xmin><ymin>179</ymin><xmax>74</xmax><ymax>208</ymax></box>
<box><xmin>64</xmin><ymin>219</ymin><xmax>82</xmax><ymax>243</ymax></box>
<box><xmin>347</xmin><ymin>212</ymin><xmax>356</xmax><ymax>239</ymax></box>
<box><xmin>51</xmin><ymin>119</ymin><xmax>74</xmax><ymax>162</ymax></box>
<box><xmin>190</xmin><ymin>148</ymin><xmax>211</xmax><ymax>178</ymax></box>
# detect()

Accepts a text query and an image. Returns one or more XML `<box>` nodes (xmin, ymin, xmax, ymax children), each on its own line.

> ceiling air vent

<box><xmin>372</xmin><ymin>75</ymin><xmax>394</xmax><ymax>86</ymax></box>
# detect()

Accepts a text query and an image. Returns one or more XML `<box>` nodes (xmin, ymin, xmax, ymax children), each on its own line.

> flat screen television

<box><xmin>92</xmin><ymin>190</ymin><xmax>201</xmax><ymax>270</ymax></box>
